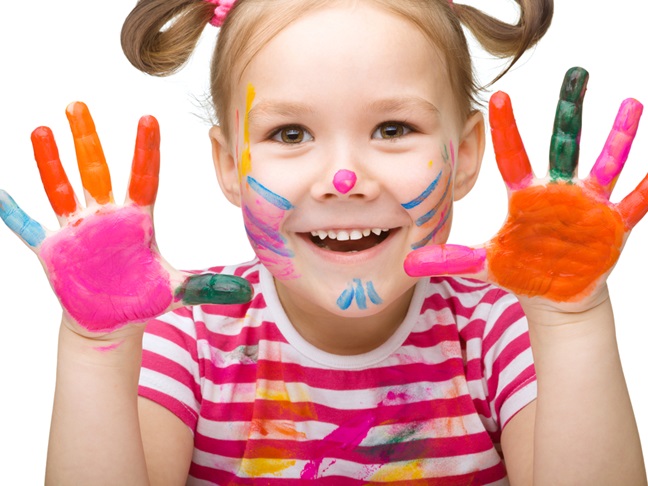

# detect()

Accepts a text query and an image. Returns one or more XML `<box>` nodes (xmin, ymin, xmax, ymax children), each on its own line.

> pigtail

<box><xmin>453</xmin><ymin>0</ymin><xmax>553</xmax><ymax>83</ymax></box>
<box><xmin>121</xmin><ymin>0</ymin><xmax>214</xmax><ymax>77</ymax></box>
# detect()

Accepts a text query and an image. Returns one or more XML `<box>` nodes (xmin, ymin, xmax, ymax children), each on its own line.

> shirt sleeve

<box><xmin>138</xmin><ymin>306</ymin><xmax>203</xmax><ymax>434</ymax></box>
<box><xmin>461</xmin><ymin>284</ymin><xmax>537</xmax><ymax>443</ymax></box>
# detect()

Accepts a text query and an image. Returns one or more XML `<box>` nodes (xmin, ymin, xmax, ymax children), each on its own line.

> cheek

<box><xmin>240</xmin><ymin>179</ymin><xmax>299</xmax><ymax>280</ymax></box>
<box><xmin>397</xmin><ymin>152</ymin><xmax>455</xmax><ymax>250</ymax></box>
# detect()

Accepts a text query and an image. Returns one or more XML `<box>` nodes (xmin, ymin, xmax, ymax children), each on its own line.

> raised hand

<box><xmin>405</xmin><ymin>67</ymin><xmax>648</xmax><ymax>310</ymax></box>
<box><xmin>0</xmin><ymin>102</ymin><xmax>252</xmax><ymax>335</ymax></box>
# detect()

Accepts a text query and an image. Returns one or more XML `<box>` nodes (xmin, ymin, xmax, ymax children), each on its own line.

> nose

<box><xmin>310</xmin><ymin>150</ymin><xmax>380</xmax><ymax>201</ymax></box>
<box><xmin>333</xmin><ymin>169</ymin><xmax>357</xmax><ymax>194</ymax></box>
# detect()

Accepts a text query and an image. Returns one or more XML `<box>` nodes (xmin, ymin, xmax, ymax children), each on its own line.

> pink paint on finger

<box><xmin>333</xmin><ymin>169</ymin><xmax>357</xmax><ymax>194</ymax></box>
<box><xmin>404</xmin><ymin>244</ymin><xmax>486</xmax><ymax>277</ymax></box>
<box><xmin>40</xmin><ymin>206</ymin><xmax>173</xmax><ymax>333</ymax></box>
<box><xmin>590</xmin><ymin>98</ymin><xmax>643</xmax><ymax>188</ymax></box>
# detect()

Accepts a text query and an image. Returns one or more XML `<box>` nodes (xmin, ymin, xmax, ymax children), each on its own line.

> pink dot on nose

<box><xmin>333</xmin><ymin>169</ymin><xmax>357</xmax><ymax>194</ymax></box>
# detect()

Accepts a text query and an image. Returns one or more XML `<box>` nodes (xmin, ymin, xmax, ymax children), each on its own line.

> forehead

<box><xmin>236</xmin><ymin>2</ymin><xmax>456</xmax><ymax>119</ymax></box>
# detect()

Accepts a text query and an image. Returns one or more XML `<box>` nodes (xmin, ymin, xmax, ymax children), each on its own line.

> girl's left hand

<box><xmin>405</xmin><ymin>67</ymin><xmax>648</xmax><ymax>314</ymax></box>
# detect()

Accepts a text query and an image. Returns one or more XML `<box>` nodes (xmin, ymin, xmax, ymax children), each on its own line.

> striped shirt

<box><xmin>139</xmin><ymin>259</ymin><xmax>536</xmax><ymax>484</ymax></box>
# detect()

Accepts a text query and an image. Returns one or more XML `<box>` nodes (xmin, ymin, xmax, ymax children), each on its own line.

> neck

<box><xmin>275</xmin><ymin>281</ymin><xmax>416</xmax><ymax>356</ymax></box>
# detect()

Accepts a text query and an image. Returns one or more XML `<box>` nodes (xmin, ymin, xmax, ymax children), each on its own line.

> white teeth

<box><xmin>311</xmin><ymin>227</ymin><xmax>391</xmax><ymax>240</ymax></box>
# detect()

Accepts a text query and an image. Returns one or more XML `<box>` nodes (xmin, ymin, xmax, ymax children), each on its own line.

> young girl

<box><xmin>1</xmin><ymin>0</ymin><xmax>647</xmax><ymax>484</ymax></box>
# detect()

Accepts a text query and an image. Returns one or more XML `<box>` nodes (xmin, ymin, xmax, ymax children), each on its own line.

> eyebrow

<box><xmin>246</xmin><ymin>96</ymin><xmax>440</xmax><ymax>125</ymax></box>
<box><xmin>365</xmin><ymin>96</ymin><xmax>441</xmax><ymax>117</ymax></box>
<box><xmin>247</xmin><ymin>101</ymin><xmax>316</xmax><ymax>125</ymax></box>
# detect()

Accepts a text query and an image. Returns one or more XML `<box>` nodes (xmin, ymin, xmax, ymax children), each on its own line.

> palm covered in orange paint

<box><xmin>406</xmin><ymin>67</ymin><xmax>648</xmax><ymax>310</ymax></box>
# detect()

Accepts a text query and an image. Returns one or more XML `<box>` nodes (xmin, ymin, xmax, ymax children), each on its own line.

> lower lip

<box><xmin>297</xmin><ymin>229</ymin><xmax>400</xmax><ymax>265</ymax></box>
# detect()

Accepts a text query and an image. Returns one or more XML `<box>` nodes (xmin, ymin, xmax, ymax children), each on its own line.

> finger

<box><xmin>65</xmin><ymin>102</ymin><xmax>113</xmax><ymax>205</ymax></box>
<box><xmin>175</xmin><ymin>273</ymin><xmax>253</xmax><ymax>305</ymax></box>
<box><xmin>617</xmin><ymin>172</ymin><xmax>648</xmax><ymax>230</ymax></box>
<box><xmin>31</xmin><ymin>126</ymin><xmax>80</xmax><ymax>219</ymax></box>
<box><xmin>127</xmin><ymin>116</ymin><xmax>161</xmax><ymax>207</ymax></box>
<box><xmin>0</xmin><ymin>190</ymin><xmax>46</xmax><ymax>248</ymax></box>
<box><xmin>587</xmin><ymin>98</ymin><xmax>643</xmax><ymax>196</ymax></box>
<box><xmin>489</xmin><ymin>91</ymin><xmax>533</xmax><ymax>191</ymax></box>
<box><xmin>549</xmin><ymin>67</ymin><xmax>589</xmax><ymax>181</ymax></box>
<box><xmin>404</xmin><ymin>244</ymin><xmax>487</xmax><ymax>278</ymax></box>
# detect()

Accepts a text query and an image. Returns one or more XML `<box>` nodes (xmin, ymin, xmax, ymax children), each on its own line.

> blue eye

<box><xmin>373</xmin><ymin>122</ymin><xmax>412</xmax><ymax>139</ymax></box>
<box><xmin>271</xmin><ymin>126</ymin><xmax>313</xmax><ymax>144</ymax></box>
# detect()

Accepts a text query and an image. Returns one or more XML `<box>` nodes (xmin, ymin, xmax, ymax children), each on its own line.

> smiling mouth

<box><xmin>306</xmin><ymin>228</ymin><xmax>392</xmax><ymax>252</ymax></box>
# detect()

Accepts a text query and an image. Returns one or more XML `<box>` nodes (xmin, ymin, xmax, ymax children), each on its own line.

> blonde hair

<box><xmin>122</xmin><ymin>0</ymin><xmax>553</xmax><ymax>141</ymax></box>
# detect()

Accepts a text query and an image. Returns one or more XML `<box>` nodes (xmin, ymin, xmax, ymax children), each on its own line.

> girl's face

<box><xmin>216</xmin><ymin>2</ymin><xmax>483</xmax><ymax>324</ymax></box>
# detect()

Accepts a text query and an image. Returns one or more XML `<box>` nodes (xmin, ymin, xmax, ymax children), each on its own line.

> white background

<box><xmin>1</xmin><ymin>1</ymin><xmax>647</xmax><ymax>482</ymax></box>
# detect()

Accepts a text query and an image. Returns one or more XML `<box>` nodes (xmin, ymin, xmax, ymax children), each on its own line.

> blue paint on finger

<box><xmin>0</xmin><ymin>190</ymin><xmax>45</xmax><ymax>247</ymax></box>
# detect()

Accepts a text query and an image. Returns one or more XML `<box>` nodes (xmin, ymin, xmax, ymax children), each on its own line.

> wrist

<box><xmin>58</xmin><ymin>316</ymin><xmax>146</xmax><ymax>367</ymax></box>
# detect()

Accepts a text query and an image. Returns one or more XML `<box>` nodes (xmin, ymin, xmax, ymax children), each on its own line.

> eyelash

<box><xmin>268</xmin><ymin>120</ymin><xmax>416</xmax><ymax>145</ymax></box>
<box><xmin>269</xmin><ymin>125</ymin><xmax>313</xmax><ymax>144</ymax></box>
<box><xmin>372</xmin><ymin>121</ymin><xmax>415</xmax><ymax>140</ymax></box>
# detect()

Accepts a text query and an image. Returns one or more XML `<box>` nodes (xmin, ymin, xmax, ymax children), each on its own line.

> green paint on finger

<box><xmin>550</xmin><ymin>67</ymin><xmax>589</xmax><ymax>181</ymax></box>
<box><xmin>176</xmin><ymin>274</ymin><xmax>253</xmax><ymax>305</ymax></box>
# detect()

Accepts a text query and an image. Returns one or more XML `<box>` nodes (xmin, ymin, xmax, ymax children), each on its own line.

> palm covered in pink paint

<box><xmin>405</xmin><ymin>67</ymin><xmax>648</xmax><ymax>311</ymax></box>
<box><xmin>0</xmin><ymin>102</ymin><xmax>252</xmax><ymax>336</ymax></box>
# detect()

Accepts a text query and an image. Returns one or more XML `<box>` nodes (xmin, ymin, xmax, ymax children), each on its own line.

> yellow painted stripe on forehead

<box><xmin>239</xmin><ymin>83</ymin><xmax>255</xmax><ymax>181</ymax></box>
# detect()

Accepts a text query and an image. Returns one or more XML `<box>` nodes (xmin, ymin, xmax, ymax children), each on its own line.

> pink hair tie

<box><xmin>207</xmin><ymin>0</ymin><xmax>237</xmax><ymax>27</ymax></box>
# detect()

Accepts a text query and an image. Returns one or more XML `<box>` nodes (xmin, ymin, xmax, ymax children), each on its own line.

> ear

<box><xmin>210</xmin><ymin>125</ymin><xmax>241</xmax><ymax>207</ymax></box>
<box><xmin>453</xmin><ymin>110</ymin><xmax>485</xmax><ymax>201</ymax></box>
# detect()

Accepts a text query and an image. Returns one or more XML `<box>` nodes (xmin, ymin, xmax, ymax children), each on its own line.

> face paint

<box><xmin>39</xmin><ymin>206</ymin><xmax>173</xmax><ymax>332</ymax></box>
<box><xmin>240</xmin><ymin>84</ymin><xmax>298</xmax><ymax>279</ymax></box>
<box><xmin>401</xmin><ymin>166</ymin><xmax>453</xmax><ymax>250</ymax></box>
<box><xmin>332</xmin><ymin>169</ymin><xmax>357</xmax><ymax>194</ymax></box>
<box><xmin>401</xmin><ymin>169</ymin><xmax>443</xmax><ymax>210</ymax></box>
<box><xmin>487</xmin><ymin>183</ymin><xmax>624</xmax><ymax>302</ymax></box>
<box><xmin>247</xmin><ymin>176</ymin><xmax>294</xmax><ymax>210</ymax></box>
<box><xmin>238</xmin><ymin>84</ymin><xmax>256</xmax><ymax>182</ymax></box>
<box><xmin>336</xmin><ymin>279</ymin><xmax>383</xmax><ymax>310</ymax></box>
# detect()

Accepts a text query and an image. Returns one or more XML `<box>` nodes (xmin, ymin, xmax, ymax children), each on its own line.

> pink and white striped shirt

<box><xmin>139</xmin><ymin>259</ymin><xmax>536</xmax><ymax>484</ymax></box>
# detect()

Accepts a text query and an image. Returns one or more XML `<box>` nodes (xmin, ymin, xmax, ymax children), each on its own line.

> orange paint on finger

<box><xmin>65</xmin><ymin>102</ymin><xmax>113</xmax><ymax>204</ymax></box>
<box><xmin>618</xmin><ymin>171</ymin><xmax>648</xmax><ymax>230</ymax></box>
<box><xmin>487</xmin><ymin>183</ymin><xmax>625</xmax><ymax>302</ymax></box>
<box><xmin>128</xmin><ymin>116</ymin><xmax>160</xmax><ymax>206</ymax></box>
<box><xmin>31</xmin><ymin>126</ymin><xmax>78</xmax><ymax>216</ymax></box>
<box><xmin>489</xmin><ymin>92</ymin><xmax>533</xmax><ymax>190</ymax></box>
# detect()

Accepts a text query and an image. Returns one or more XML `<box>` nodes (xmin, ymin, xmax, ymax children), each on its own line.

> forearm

<box><xmin>524</xmin><ymin>297</ymin><xmax>647</xmax><ymax>485</ymax></box>
<box><xmin>45</xmin><ymin>318</ymin><xmax>150</xmax><ymax>486</ymax></box>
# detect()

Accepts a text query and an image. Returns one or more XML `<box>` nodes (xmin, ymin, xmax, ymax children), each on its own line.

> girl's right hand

<box><xmin>0</xmin><ymin>102</ymin><xmax>252</xmax><ymax>338</ymax></box>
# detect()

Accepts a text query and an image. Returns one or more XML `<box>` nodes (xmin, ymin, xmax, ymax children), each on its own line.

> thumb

<box><xmin>404</xmin><ymin>244</ymin><xmax>487</xmax><ymax>278</ymax></box>
<box><xmin>174</xmin><ymin>272</ymin><xmax>253</xmax><ymax>306</ymax></box>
